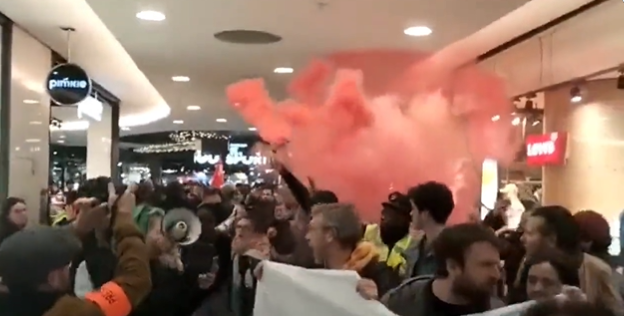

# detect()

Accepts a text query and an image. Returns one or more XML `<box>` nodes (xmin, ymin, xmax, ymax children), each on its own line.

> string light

<box><xmin>133</xmin><ymin>141</ymin><xmax>197</xmax><ymax>153</ymax></box>
<box><xmin>169</xmin><ymin>131</ymin><xmax>230</xmax><ymax>143</ymax></box>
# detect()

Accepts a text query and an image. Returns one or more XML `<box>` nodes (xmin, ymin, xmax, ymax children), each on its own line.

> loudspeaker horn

<box><xmin>162</xmin><ymin>208</ymin><xmax>202</xmax><ymax>246</ymax></box>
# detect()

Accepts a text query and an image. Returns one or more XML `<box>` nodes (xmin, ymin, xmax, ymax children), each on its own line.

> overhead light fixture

<box><xmin>25</xmin><ymin>138</ymin><xmax>40</xmax><ymax>143</ymax></box>
<box><xmin>273</xmin><ymin>67</ymin><xmax>294</xmax><ymax>74</ymax></box>
<box><xmin>136</xmin><ymin>10</ymin><xmax>166</xmax><ymax>21</ymax></box>
<box><xmin>121</xmin><ymin>126</ymin><xmax>130</xmax><ymax>131</ymax></box>
<box><xmin>171</xmin><ymin>76</ymin><xmax>190</xmax><ymax>82</ymax></box>
<box><xmin>187</xmin><ymin>105</ymin><xmax>201</xmax><ymax>111</ymax></box>
<box><xmin>491</xmin><ymin>115</ymin><xmax>500</xmax><ymax>122</ymax></box>
<box><xmin>570</xmin><ymin>86</ymin><xmax>582</xmax><ymax>103</ymax></box>
<box><xmin>403</xmin><ymin>26</ymin><xmax>432</xmax><ymax>37</ymax></box>
<box><xmin>59</xmin><ymin>135</ymin><xmax>66</xmax><ymax>139</ymax></box>
<box><xmin>216</xmin><ymin>118</ymin><xmax>227</xmax><ymax>123</ymax></box>
<box><xmin>57</xmin><ymin>140</ymin><xmax>65</xmax><ymax>144</ymax></box>
<box><xmin>29</xmin><ymin>121</ymin><xmax>42</xmax><ymax>125</ymax></box>
<box><xmin>512</xmin><ymin>117</ymin><xmax>521</xmax><ymax>126</ymax></box>
<box><xmin>532</xmin><ymin>120</ymin><xmax>541</xmax><ymax>127</ymax></box>
<box><xmin>23</xmin><ymin>99</ymin><xmax>38</xmax><ymax>104</ymax></box>
<box><xmin>173</xmin><ymin>120</ymin><xmax>184</xmax><ymax>124</ymax></box>
<box><xmin>248</xmin><ymin>127</ymin><xmax>257</xmax><ymax>131</ymax></box>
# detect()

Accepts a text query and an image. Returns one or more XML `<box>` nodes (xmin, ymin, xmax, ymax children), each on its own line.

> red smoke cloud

<box><xmin>227</xmin><ymin>50</ymin><xmax>520</xmax><ymax>224</ymax></box>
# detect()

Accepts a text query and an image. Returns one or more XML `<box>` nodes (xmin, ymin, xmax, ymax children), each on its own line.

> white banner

<box><xmin>254</xmin><ymin>261</ymin><xmax>536</xmax><ymax>316</ymax></box>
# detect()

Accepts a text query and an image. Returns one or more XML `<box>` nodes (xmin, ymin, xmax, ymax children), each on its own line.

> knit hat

<box><xmin>0</xmin><ymin>226</ymin><xmax>81</xmax><ymax>288</ymax></box>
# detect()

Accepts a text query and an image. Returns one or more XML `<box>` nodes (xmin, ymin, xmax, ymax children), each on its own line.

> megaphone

<box><xmin>161</xmin><ymin>208</ymin><xmax>202</xmax><ymax>246</ymax></box>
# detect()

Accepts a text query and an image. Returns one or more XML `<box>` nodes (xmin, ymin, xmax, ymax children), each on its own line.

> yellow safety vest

<box><xmin>51</xmin><ymin>212</ymin><xmax>68</xmax><ymax>226</ymax></box>
<box><xmin>362</xmin><ymin>224</ymin><xmax>412</xmax><ymax>274</ymax></box>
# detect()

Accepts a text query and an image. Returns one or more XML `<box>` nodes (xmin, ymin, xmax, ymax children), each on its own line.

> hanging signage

<box><xmin>194</xmin><ymin>143</ymin><xmax>268</xmax><ymax>165</ymax></box>
<box><xmin>46</xmin><ymin>63</ymin><xmax>92</xmax><ymax>106</ymax></box>
<box><xmin>77</xmin><ymin>96</ymin><xmax>103</xmax><ymax>121</ymax></box>
<box><xmin>525</xmin><ymin>132</ymin><xmax>568</xmax><ymax>166</ymax></box>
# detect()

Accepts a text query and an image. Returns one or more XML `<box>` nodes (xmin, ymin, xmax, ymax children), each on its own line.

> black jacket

<box><xmin>130</xmin><ymin>261</ymin><xmax>192</xmax><ymax>316</ymax></box>
<box><xmin>358</xmin><ymin>259</ymin><xmax>401</xmax><ymax>297</ymax></box>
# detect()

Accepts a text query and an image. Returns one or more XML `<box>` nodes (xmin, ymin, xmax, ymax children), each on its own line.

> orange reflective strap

<box><xmin>84</xmin><ymin>281</ymin><xmax>132</xmax><ymax>316</ymax></box>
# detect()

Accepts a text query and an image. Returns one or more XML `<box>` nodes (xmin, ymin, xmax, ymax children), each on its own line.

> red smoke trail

<box><xmin>227</xmin><ymin>50</ymin><xmax>520</xmax><ymax>224</ymax></box>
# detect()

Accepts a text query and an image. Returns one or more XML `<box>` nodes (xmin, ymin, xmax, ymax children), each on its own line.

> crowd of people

<box><xmin>0</xmin><ymin>163</ymin><xmax>620</xmax><ymax>316</ymax></box>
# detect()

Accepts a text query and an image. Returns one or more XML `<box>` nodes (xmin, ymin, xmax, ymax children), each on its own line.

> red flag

<box><xmin>211</xmin><ymin>161</ymin><xmax>225</xmax><ymax>188</ymax></box>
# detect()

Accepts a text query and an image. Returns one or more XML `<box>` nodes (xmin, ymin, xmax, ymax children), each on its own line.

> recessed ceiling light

<box><xmin>59</xmin><ymin>135</ymin><xmax>66</xmax><ymax>139</ymax></box>
<box><xmin>273</xmin><ymin>67</ymin><xmax>294</xmax><ymax>74</ymax></box>
<box><xmin>136</xmin><ymin>10</ymin><xmax>166</xmax><ymax>22</ymax></box>
<box><xmin>25</xmin><ymin>138</ymin><xmax>40</xmax><ymax>143</ymax></box>
<box><xmin>216</xmin><ymin>118</ymin><xmax>227</xmax><ymax>123</ymax></box>
<box><xmin>173</xmin><ymin>120</ymin><xmax>184</xmax><ymax>124</ymax></box>
<box><xmin>171</xmin><ymin>76</ymin><xmax>190</xmax><ymax>82</ymax></box>
<box><xmin>121</xmin><ymin>126</ymin><xmax>130</xmax><ymax>131</ymax></box>
<box><xmin>23</xmin><ymin>99</ymin><xmax>38</xmax><ymax>104</ymax></box>
<box><xmin>404</xmin><ymin>26</ymin><xmax>432</xmax><ymax>37</ymax></box>
<box><xmin>57</xmin><ymin>140</ymin><xmax>65</xmax><ymax>144</ymax></box>
<box><xmin>29</xmin><ymin>121</ymin><xmax>42</xmax><ymax>125</ymax></box>
<box><xmin>248</xmin><ymin>127</ymin><xmax>257</xmax><ymax>131</ymax></box>
<box><xmin>187</xmin><ymin>105</ymin><xmax>201</xmax><ymax>111</ymax></box>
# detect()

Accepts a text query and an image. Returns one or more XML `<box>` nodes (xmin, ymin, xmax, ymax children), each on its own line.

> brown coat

<box><xmin>44</xmin><ymin>212</ymin><xmax>152</xmax><ymax>316</ymax></box>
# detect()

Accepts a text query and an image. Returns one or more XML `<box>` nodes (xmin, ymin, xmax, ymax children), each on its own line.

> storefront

<box><xmin>0</xmin><ymin>14</ymin><xmax>120</xmax><ymax>223</ymax></box>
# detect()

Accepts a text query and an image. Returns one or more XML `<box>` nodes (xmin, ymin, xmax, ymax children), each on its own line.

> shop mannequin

<box><xmin>500</xmin><ymin>183</ymin><xmax>525</xmax><ymax>229</ymax></box>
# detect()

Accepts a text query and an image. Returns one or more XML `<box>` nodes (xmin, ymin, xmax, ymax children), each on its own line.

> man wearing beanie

<box><xmin>0</xmin><ymin>185</ymin><xmax>152</xmax><ymax>316</ymax></box>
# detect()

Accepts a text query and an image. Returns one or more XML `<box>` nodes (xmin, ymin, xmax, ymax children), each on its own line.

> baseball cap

<box><xmin>0</xmin><ymin>226</ymin><xmax>81</xmax><ymax>288</ymax></box>
<box><xmin>382</xmin><ymin>192</ymin><xmax>412</xmax><ymax>216</ymax></box>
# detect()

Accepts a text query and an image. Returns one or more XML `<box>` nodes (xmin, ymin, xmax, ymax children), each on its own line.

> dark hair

<box><xmin>407</xmin><ymin>181</ymin><xmax>454</xmax><ymax>224</ymax></box>
<box><xmin>0</xmin><ymin>197</ymin><xmax>25</xmax><ymax>244</ymax></box>
<box><xmin>310</xmin><ymin>190</ymin><xmax>338</xmax><ymax>206</ymax></box>
<box><xmin>243</xmin><ymin>196</ymin><xmax>295</xmax><ymax>254</ymax></box>
<box><xmin>523</xmin><ymin>300</ymin><xmax>615</xmax><ymax>316</ymax></box>
<box><xmin>433</xmin><ymin>223</ymin><xmax>500</xmax><ymax>277</ymax></box>
<box><xmin>519</xmin><ymin>247</ymin><xmax>580</xmax><ymax>292</ymax></box>
<box><xmin>573</xmin><ymin>210</ymin><xmax>611</xmax><ymax>256</ymax></box>
<box><xmin>483</xmin><ymin>209</ymin><xmax>506</xmax><ymax>231</ymax></box>
<box><xmin>531</xmin><ymin>206</ymin><xmax>581</xmax><ymax>254</ymax></box>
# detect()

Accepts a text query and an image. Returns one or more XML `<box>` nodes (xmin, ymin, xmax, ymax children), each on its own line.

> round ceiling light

<box><xmin>171</xmin><ymin>76</ymin><xmax>190</xmax><ymax>82</ymax></box>
<box><xmin>216</xmin><ymin>118</ymin><xmax>227</xmax><ymax>123</ymax></box>
<box><xmin>186</xmin><ymin>105</ymin><xmax>201</xmax><ymax>111</ymax></box>
<box><xmin>214</xmin><ymin>30</ymin><xmax>282</xmax><ymax>44</ymax></box>
<box><xmin>136</xmin><ymin>10</ymin><xmax>166</xmax><ymax>21</ymax></box>
<box><xmin>404</xmin><ymin>26</ymin><xmax>432</xmax><ymax>37</ymax></box>
<box><xmin>173</xmin><ymin>120</ymin><xmax>184</xmax><ymax>124</ymax></box>
<box><xmin>274</xmin><ymin>67</ymin><xmax>294</xmax><ymax>74</ymax></box>
<box><xmin>248</xmin><ymin>127</ymin><xmax>257</xmax><ymax>131</ymax></box>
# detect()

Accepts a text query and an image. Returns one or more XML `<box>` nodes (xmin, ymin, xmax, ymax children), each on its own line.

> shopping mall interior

<box><xmin>0</xmin><ymin>0</ymin><xmax>622</xmax><ymax>246</ymax></box>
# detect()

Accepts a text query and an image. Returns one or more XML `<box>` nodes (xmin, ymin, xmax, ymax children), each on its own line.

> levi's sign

<box><xmin>525</xmin><ymin>132</ymin><xmax>568</xmax><ymax>166</ymax></box>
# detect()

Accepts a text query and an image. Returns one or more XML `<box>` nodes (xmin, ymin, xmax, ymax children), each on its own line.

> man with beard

<box><xmin>362</xmin><ymin>192</ymin><xmax>413</xmax><ymax>275</ymax></box>
<box><xmin>381</xmin><ymin>223</ymin><xmax>504</xmax><ymax>316</ymax></box>
<box><xmin>404</xmin><ymin>181</ymin><xmax>455</xmax><ymax>278</ymax></box>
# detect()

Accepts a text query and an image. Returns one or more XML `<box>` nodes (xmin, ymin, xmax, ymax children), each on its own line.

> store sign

<box><xmin>525</xmin><ymin>132</ymin><xmax>568</xmax><ymax>166</ymax></box>
<box><xmin>77</xmin><ymin>96</ymin><xmax>103</xmax><ymax>121</ymax></box>
<box><xmin>46</xmin><ymin>63</ymin><xmax>92</xmax><ymax>106</ymax></box>
<box><xmin>194</xmin><ymin>143</ymin><xmax>267</xmax><ymax>165</ymax></box>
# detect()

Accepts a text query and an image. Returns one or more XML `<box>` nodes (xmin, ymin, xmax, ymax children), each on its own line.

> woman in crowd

<box><xmin>520</xmin><ymin>205</ymin><xmax>622</xmax><ymax>313</ymax></box>
<box><xmin>0</xmin><ymin>197</ymin><xmax>27</xmax><ymax>245</ymax></box>
<box><xmin>509</xmin><ymin>248</ymin><xmax>580</xmax><ymax>303</ymax></box>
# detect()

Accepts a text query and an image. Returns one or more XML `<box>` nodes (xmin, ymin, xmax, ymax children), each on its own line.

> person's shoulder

<box><xmin>46</xmin><ymin>294</ymin><xmax>105</xmax><ymax>316</ymax></box>
<box><xmin>583</xmin><ymin>253</ymin><xmax>613</xmax><ymax>276</ymax></box>
<box><xmin>380</xmin><ymin>275</ymin><xmax>432</xmax><ymax>308</ymax></box>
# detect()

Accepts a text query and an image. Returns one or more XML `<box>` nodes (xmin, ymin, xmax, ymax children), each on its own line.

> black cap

<box><xmin>0</xmin><ymin>226</ymin><xmax>80</xmax><ymax>288</ymax></box>
<box><xmin>382</xmin><ymin>192</ymin><xmax>412</xmax><ymax>216</ymax></box>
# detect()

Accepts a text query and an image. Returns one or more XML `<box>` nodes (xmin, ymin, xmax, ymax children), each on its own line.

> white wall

<box><xmin>8</xmin><ymin>27</ymin><xmax>51</xmax><ymax>224</ymax></box>
<box><xmin>86</xmin><ymin>103</ymin><xmax>112</xmax><ymax>178</ymax></box>
<box><xmin>543</xmin><ymin>79</ymin><xmax>624</xmax><ymax>252</ymax></box>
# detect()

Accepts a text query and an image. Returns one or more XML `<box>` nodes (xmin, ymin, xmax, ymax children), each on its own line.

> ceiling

<box><xmin>84</xmin><ymin>0</ymin><xmax>531</xmax><ymax>134</ymax></box>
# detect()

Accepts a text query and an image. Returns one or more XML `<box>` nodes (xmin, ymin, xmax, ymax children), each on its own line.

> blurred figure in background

<box><xmin>574</xmin><ymin>210</ymin><xmax>624</xmax><ymax>298</ymax></box>
<box><xmin>0</xmin><ymin>197</ymin><xmax>28</xmax><ymax>245</ymax></box>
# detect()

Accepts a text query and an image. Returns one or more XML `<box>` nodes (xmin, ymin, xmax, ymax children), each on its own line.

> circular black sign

<box><xmin>46</xmin><ymin>63</ymin><xmax>92</xmax><ymax>106</ymax></box>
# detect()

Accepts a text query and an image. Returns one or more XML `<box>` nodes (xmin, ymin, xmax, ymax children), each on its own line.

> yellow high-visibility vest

<box><xmin>362</xmin><ymin>223</ymin><xmax>412</xmax><ymax>274</ymax></box>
